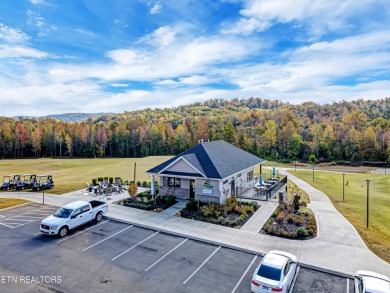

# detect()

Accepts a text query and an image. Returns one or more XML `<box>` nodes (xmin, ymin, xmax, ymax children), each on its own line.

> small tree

<box><xmin>128</xmin><ymin>183</ymin><xmax>138</xmax><ymax>197</ymax></box>
<box><xmin>293</xmin><ymin>194</ymin><xmax>301</xmax><ymax>212</ymax></box>
<box><xmin>309</xmin><ymin>154</ymin><xmax>317</xmax><ymax>182</ymax></box>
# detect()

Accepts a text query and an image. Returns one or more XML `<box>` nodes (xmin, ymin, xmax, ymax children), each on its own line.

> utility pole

<box><xmin>342</xmin><ymin>173</ymin><xmax>345</xmax><ymax>202</ymax></box>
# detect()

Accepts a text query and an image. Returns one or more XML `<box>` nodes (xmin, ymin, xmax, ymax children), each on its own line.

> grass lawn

<box><xmin>0</xmin><ymin>156</ymin><xmax>172</xmax><ymax>195</ymax></box>
<box><xmin>290</xmin><ymin>170</ymin><xmax>390</xmax><ymax>264</ymax></box>
<box><xmin>0</xmin><ymin>198</ymin><xmax>30</xmax><ymax>210</ymax></box>
<box><xmin>287</xmin><ymin>179</ymin><xmax>310</xmax><ymax>203</ymax></box>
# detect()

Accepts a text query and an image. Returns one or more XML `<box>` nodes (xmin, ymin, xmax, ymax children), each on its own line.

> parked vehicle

<box><xmin>40</xmin><ymin>200</ymin><xmax>108</xmax><ymax>237</ymax></box>
<box><xmin>251</xmin><ymin>250</ymin><xmax>297</xmax><ymax>293</ymax></box>
<box><xmin>32</xmin><ymin>174</ymin><xmax>54</xmax><ymax>191</ymax></box>
<box><xmin>353</xmin><ymin>270</ymin><xmax>390</xmax><ymax>293</ymax></box>
<box><xmin>16</xmin><ymin>174</ymin><xmax>37</xmax><ymax>190</ymax></box>
<box><xmin>0</xmin><ymin>174</ymin><xmax>21</xmax><ymax>190</ymax></box>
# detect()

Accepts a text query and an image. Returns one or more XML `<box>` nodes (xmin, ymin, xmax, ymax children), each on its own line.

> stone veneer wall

<box><xmin>195</xmin><ymin>193</ymin><xmax>221</xmax><ymax>203</ymax></box>
<box><xmin>159</xmin><ymin>186</ymin><xmax>190</xmax><ymax>199</ymax></box>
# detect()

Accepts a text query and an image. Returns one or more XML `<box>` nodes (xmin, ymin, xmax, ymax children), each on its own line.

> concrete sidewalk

<box><xmin>1</xmin><ymin>179</ymin><xmax>390</xmax><ymax>277</ymax></box>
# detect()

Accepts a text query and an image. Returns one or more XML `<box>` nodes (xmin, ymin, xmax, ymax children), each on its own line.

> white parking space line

<box><xmin>231</xmin><ymin>255</ymin><xmax>257</xmax><ymax>293</ymax></box>
<box><xmin>0</xmin><ymin>215</ymin><xmax>5</xmax><ymax>219</ymax></box>
<box><xmin>346</xmin><ymin>278</ymin><xmax>349</xmax><ymax>293</ymax></box>
<box><xmin>57</xmin><ymin>220</ymin><xmax>110</xmax><ymax>243</ymax></box>
<box><xmin>111</xmin><ymin>231</ymin><xmax>159</xmax><ymax>261</ymax></box>
<box><xmin>183</xmin><ymin>246</ymin><xmax>221</xmax><ymax>285</ymax></box>
<box><xmin>12</xmin><ymin>215</ymin><xmax>43</xmax><ymax>218</ymax></box>
<box><xmin>1</xmin><ymin>207</ymin><xmax>49</xmax><ymax>220</ymax></box>
<box><xmin>12</xmin><ymin>218</ymin><xmax>42</xmax><ymax>228</ymax></box>
<box><xmin>82</xmin><ymin>225</ymin><xmax>133</xmax><ymax>251</ymax></box>
<box><xmin>4</xmin><ymin>218</ymin><xmax>37</xmax><ymax>222</ymax></box>
<box><xmin>33</xmin><ymin>232</ymin><xmax>42</xmax><ymax>236</ymax></box>
<box><xmin>289</xmin><ymin>266</ymin><xmax>300</xmax><ymax>293</ymax></box>
<box><xmin>0</xmin><ymin>222</ymin><xmax>17</xmax><ymax>228</ymax></box>
<box><xmin>145</xmin><ymin>238</ymin><xmax>188</xmax><ymax>272</ymax></box>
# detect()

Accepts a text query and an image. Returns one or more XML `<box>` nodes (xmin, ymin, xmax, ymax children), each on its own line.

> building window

<box><xmin>247</xmin><ymin>171</ymin><xmax>254</xmax><ymax>182</ymax></box>
<box><xmin>167</xmin><ymin>177</ymin><xmax>181</xmax><ymax>188</ymax></box>
<box><xmin>174</xmin><ymin>178</ymin><xmax>181</xmax><ymax>187</ymax></box>
<box><xmin>163</xmin><ymin>177</ymin><xmax>168</xmax><ymax>186</ymax></box>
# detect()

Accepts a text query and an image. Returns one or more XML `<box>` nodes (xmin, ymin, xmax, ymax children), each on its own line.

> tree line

<box><xmin>1</xmin><ymin>97</ymin><xmax>389</xmax><ymax>163</ymax></box>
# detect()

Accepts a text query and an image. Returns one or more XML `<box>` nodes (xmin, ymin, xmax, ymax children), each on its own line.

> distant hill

<box><xmin>15</xmin><ymin>113</ymin><xmax>113</xmax><ymax>122</ymax></box>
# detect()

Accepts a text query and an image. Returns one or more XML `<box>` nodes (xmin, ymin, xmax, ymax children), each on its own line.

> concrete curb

<box><xmin>105</xmin><ymin>215</ymin><xmax>353</xmax><ymax>279</ymax></box>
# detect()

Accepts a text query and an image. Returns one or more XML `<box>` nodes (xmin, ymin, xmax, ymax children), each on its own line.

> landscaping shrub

<box><xmin>295</xmin><ymin>215</ymin><xmax>303</xmax><ymax>226</ymax></box>
<box><xmin>300</xmin><ymin>200</ymin><xmax>307</xmax><ymax>207</ymax></box>
<box><xmin>200</xmin><ymin>205</ymin><xmax>214</xmax><ymax>217</ymax></box>
<box><xmin>239</xmin><ymin>214</ymin><xmax>246</xmax><ymax>222</ymax></box>
<box><xmin>293</xmin><ymin>194</ymin><xmax>301</xmax><ymax>212</ymax></box>
<box><xmin>104</xmin><ymin>176</ymin><xmax>108</xmax><ymax>181</ymax></box>
<box><xmin>277</xmin><ymin>211</ymin><xmax>285</xmax><ymax>222</ymax></box>
<box><xmin>165</xmin><ymin>195</ymin><xmax>176</xmax><ymax>206</ymax></box>
<box><xmin>142</xmin><ymin>181</ymin><xmax>147</xmax><ymax>187</ymax></box>
<box><xmin>186</xmin><ymin>200</ymin><xmax>197</xmax><ymax>210</ymax></box>
<box><xmin>92</xmin><ymin>178</ymin><xmax>97</xmax><ymax>185</ymax></box>
<box><xmin>109</xmin><ymin>177</ymin><xmax>114</xmax><ymax>184</ymax></box>
<box><xmin>137</xmin><ymin>191</ymin><xmax>151</xmax><ymax>197</ymax></box>
<box><xmin>128</xmin><ymin>183</ymin><xmax>138</xmax><ymax>197</ymax></box>
<box><xmin>299</xmin><ymin>208</ymin><xmax>311</xmax><ymax>216</ymax></box>
<box><xmin>297</xmin><ymin>227</ymin><xmax>308</xmax><ymax>237</ymax></box>
<box><xmin>307</xmin><ymin>214</ymin><xmax>317</xmax><ymax>235</ymax></box>
<box><xmin>136</xmin><ymin>181</ymin><xmax>141</xmax><ymax>186</ymax></box>
<box><xmin>287</xmin><ymin>214</ymin><xmax>294</xmax><ymax>223</ymax></box>
<box><xmin>272</xmin><ymin>205</ymin><xmax>282</xmax><ymax>217</ymax></box>
<box><xmin>97</xmin><ymin>177</ymin><xmax>103</xmax><ymax>182</ymax></box>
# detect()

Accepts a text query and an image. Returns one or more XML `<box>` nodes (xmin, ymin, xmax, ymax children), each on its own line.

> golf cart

<box><xmin>1</xmin><ymin>174</ymin><xmax>21</xmax><ymax>190</ymax></box>
<box><xmin>16</xmin><ymin>174</ymin><xmax>37</xmax><ymax>190</ymax></box>
<box><xmin>32</xmin><ymin>175</ymin><xmax>54</xmax><ymax>191</ymax></box>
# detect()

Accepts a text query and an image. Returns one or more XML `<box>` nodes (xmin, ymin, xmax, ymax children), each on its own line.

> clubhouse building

<box><xmin>146</xmin><ymin>140</ymin><xmax>264</xmax><ymax>203</ymax></box>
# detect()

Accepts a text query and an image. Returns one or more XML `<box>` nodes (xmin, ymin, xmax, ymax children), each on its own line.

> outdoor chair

<box><xmin>86</xmin><ymin>182</ymin><xmax>93</xmax><ymax>192</ymax></box>
<box><xmin>105</xmin><ymin>187</ymin><xmax>113</xmax><ymax>196</ymax></box>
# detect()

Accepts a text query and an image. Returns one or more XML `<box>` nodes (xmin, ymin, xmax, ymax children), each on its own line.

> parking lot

<box><xmin>0</xmin><ymin>204</ymin><xmax>354</xmax><ymax>293</ymax></box>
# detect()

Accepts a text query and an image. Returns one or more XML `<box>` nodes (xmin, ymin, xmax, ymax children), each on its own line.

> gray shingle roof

<box><xmin>147</xmin><ymin>140</ymin><xmax>264</xmax><ymax>179</ymax></box>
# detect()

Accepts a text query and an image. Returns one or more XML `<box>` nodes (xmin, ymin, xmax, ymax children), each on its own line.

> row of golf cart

<box><xmin>0</xmin><ymin>174</ymin><xmax>54</xmax><ymax>191</ymax></box>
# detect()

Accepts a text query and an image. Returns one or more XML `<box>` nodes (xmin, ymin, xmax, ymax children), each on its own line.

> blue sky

<box><xmin>0</xmin><ymin>0</ymin><xmax>390</xmax><ymax>116</ymax></box>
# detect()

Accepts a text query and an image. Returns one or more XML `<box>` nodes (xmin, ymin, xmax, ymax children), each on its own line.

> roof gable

<box><xmin>147</xmin><ymin>140</ymin><xmax>264</xmax><ymax>179</ymax></box>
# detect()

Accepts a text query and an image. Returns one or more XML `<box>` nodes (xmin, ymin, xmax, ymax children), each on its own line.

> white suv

<box><xmin>354</xmin><ymin>270</ymin><xmax>390</xmax><ymax>293</ymax></box>
<box><xmin>251</xmin><ymin>250</ymin><xmax>297</xmax><ymax>293</ymax></box>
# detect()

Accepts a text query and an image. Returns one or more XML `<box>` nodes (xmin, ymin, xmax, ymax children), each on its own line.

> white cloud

<box><xmin>221</xmin><ymin>17</ymin><xmax>270</xmax><ymax>35</ymax></box>
<box><xmin>0</xmin><ymin>23</ymin><xmax>30</xmax><ymax>43</ymax></box>
<box><xmin>0</xmin><ymin>45</ymin><xmax>48</xmax><ymax>58</ymax></box>
<box><xmin>26</xmin><ymin>10</ymin><xmax>45</xmax><ymax>27</ymax></box>
<box><xmin>228</xmin><ymin>0</ymin><xmax>388</xmax><ymax>37</ymax></box>
<box><xmin>110</xmin><ymin>83</ymin><xmax>129</xmax><ymax>87</ymax></box>
<box><xmin>150</xmin><ymin>1</ymin><xmax>162</xmax><ymax>14</ymax></box>
<box><xmin>140</xmin><ymin>25</ymin><xmax>179</xmax><ymax>47</ymax></box>
<box><xmin>30</xmin><ymin>0</ymin><xmax>45</xmax><ymax>4</ymax></box>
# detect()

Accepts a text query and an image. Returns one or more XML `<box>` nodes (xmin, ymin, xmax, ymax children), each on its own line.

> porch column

<box><xmin>150</xmin><ymin>174</ymin><xmax>155</xmax><ymax>196</ymax></box>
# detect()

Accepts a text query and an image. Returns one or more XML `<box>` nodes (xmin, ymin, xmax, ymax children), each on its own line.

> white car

<box><xmin>251</xmin><ymin>250</ymin><xmax>297</xmax><ymax>293</ymax></box>
<box><xmin>354</xmin><ymin>270</ymin><xmax>390</xmax><ymax>293</ymax></box>
<box><xmin>40</xmin><ymin>200</ymin><xmax>108</xmax><ymax>237</ymax></box>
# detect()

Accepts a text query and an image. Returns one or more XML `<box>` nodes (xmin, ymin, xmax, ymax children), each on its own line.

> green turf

<box><xmin>0</xmin><ymin>157</ymin><xmax>172</xmax><ymax>195</ymax></box>
<box><xmin>0</xmin><ymin>198</ymin><xmax>30</xmax><ymax>210</ymax></box>
<box><xmin>290</xmin><ymin>170</ymin><xmax>390</xmax><ymax>264</ymax></box>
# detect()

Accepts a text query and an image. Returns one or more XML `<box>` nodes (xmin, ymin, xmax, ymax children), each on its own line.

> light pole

<box><xmin>312</xmin><ymin>163</ymin><xmax>314</xmax><ymax>182</ymax></box>
<box><xmin>366</xmin><ymin>179</ymin><xmax>370</xmax><ymax>228</ymax></box>
<box><xmin>42</xmin><ymin>184</ymin><xmax>45</xmax><ymax>205</ymax></box>
<box><xmin>342</xmin><ymin>173</ymin><xmax>345</xmax><ymax>202</ymax></box>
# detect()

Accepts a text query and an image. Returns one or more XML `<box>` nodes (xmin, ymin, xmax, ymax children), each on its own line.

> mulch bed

<box><xmin>177</xmin><ymin>201</ymin><xmax>260</xmax><ymax>228</ymax></box>
<box><xmin>261</xmin><ymin>202</ymin><xmax>317</xmax><ymax>240</ymax></box>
